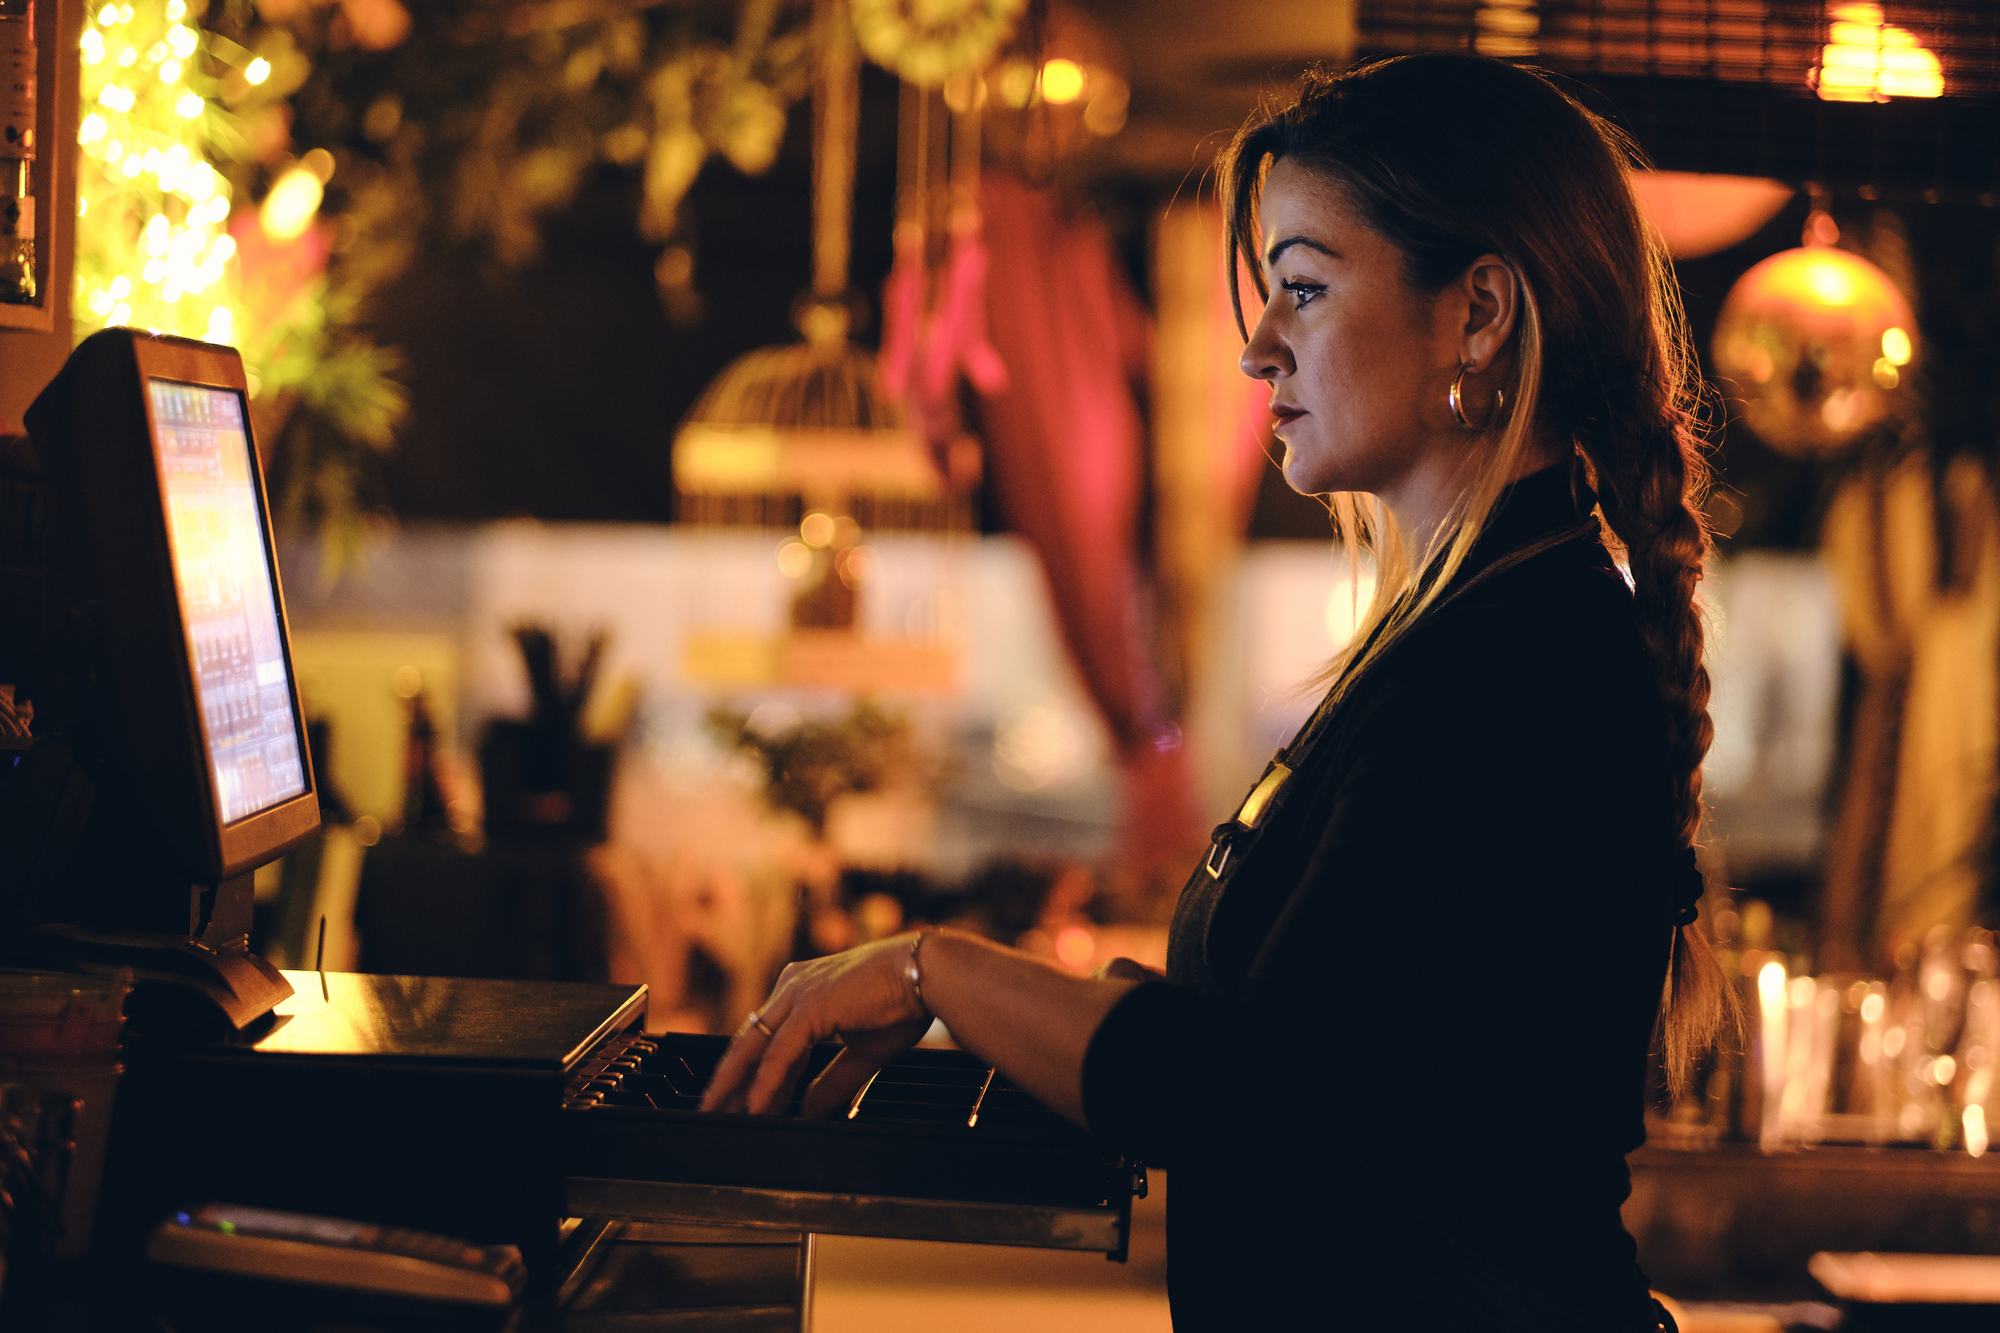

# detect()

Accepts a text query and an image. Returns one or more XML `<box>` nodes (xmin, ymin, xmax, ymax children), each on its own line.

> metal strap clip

<box><xmin>1203</xmin><ymin>830</ymin><xmax>1235</xmax><ymax>880</ymax></box>
<box><xmin>1204</xmin><ymin>760</ymin><xmax>1294</xmax><ymax>880</ymax></box>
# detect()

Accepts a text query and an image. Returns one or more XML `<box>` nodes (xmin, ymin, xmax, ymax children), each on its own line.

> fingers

<box><xmin>1093</xmin><ymin>956</ymin><xmax>1162</xmax><ymax>983</ymax></box>
<box><xmin>799</xmin><ymin>1016</ymin><xmax>932</xmax><ymax>1118</ymax></box>
<box><xmin>699</xmin><ymin>1000</ymin><xmax>792</xmax><ymax>1113</ymax></box>
<box><xmin>700</xmin><ymin>991</ymin><xmax>821</xmax><ymax>1117</ymax></box>
<box><xmin>745</xmin><ymin>1017</ymin><xmax>819</xmax><ymax>1115</ymax></box>
<box><xmin>801</xmin><ymin>1046</ymin><xmax>879</xmax><ymax>1121</ymax></box>
<box><xmin>697</xmin><ymin>1024</ymin><xmax>753</xmax><ymax>1113</ymax></box>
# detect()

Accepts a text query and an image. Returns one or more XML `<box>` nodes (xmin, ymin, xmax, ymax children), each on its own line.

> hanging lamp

<box><xmin>1711</xmin><ymin>201</ymin><xmax>1917</xmax><ymax>457</ymax></box>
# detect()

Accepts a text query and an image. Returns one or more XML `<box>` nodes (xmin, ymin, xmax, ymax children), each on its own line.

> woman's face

<box><xmin>1240</xmin><ymin>160</ymin><xmax>1472</xmax><ymax>506</ymax></box>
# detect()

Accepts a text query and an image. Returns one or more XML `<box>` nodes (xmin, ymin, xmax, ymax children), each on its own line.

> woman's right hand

<box><xmin>699</xmin><ymin>933</ymin><xmax>934</xmax><ymax>1119</ymax></box>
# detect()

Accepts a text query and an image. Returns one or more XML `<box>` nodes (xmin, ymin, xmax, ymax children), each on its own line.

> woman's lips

<box><xmin>1272</xmin><ymin>404</ymin><xmax>1305</xmax><ymax>424</ymax></box>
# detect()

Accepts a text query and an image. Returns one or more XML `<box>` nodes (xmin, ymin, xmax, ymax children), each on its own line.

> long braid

<box><xmin>1585</xmin><ymin>372</ymin><xmax>1738</xmax><ymax>1097</ymax></box>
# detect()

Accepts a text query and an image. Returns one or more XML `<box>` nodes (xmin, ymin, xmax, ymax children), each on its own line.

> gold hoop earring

<box><xmin>1449</xmin><ymin>364</ymin><xmax>1505</xmax><ymax>432</ymax></box>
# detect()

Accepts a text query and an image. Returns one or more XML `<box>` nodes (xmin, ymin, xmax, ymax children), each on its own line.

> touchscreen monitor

<box><xmin>146</xmin><ymin>379</ymin><xmax>308</xmax><ymax>825</ymax></box>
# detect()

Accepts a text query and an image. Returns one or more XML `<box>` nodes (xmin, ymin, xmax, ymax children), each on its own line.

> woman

<box><xmin>702</xmin><ymin>53</ymin><xmax>1731</xmax><ymax>1330</ymax></box>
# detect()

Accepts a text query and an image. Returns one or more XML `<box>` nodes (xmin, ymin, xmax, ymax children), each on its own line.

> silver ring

<box><xmin>749</xmin><ymin>1012</ymin><xmax>776</xmax><ymax>1039</ymax></box>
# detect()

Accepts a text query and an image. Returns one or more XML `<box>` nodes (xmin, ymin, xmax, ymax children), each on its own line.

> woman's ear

<box><xmin>1455</xmin><ymin>254</ymin><xmax>1520</xmax><ymax>373</ymax></box>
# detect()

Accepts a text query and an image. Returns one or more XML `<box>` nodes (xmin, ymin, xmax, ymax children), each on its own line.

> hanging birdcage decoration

<box><xmin>674</xmin><ymin>0</ymin><xmax>1022</xmax><ymax>692</ymax></box>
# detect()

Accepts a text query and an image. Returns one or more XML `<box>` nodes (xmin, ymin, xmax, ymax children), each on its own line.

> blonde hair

<box><xmin>1221</xmin><ymin>54</ymin><xmax>1736</xmax><ymax>1095</ymax></box>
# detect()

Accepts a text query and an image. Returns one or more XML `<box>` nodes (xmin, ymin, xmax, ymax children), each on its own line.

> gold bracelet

<box><xmin>906</xmin><ymin>930</ymin><xmax>936</xmax><ymax>1018</ymax></box>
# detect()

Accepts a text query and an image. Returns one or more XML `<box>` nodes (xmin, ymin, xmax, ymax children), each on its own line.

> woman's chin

<box><xmin>1280</xmin><ymin>455</ymin><xmax>1333</xmax><ymax>498</ymax></box>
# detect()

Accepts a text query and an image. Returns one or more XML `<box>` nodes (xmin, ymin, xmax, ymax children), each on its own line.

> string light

<box><xmin>74</xmin><ymin>0</ymin><xmax>242</xmax><ymax>351</ymax></box>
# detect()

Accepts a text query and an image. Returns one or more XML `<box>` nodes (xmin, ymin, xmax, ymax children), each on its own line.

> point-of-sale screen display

<box><xmin>149</xmin><ymin>378</ymin><xmax>307</xmax><ymax>824</ymax></box>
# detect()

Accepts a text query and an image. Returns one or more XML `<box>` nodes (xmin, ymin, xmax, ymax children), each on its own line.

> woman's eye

<box><xmin>1282</xmin><ymin>280</ymin><xmax>1325</xmax><ymax>308</ymax></box>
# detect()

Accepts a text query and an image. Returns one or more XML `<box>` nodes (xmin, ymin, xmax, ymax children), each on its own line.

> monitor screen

<box><xmin>147</xmin><ymin>378</ymin><xmax>308</xmax><ymax>825</ymax></box>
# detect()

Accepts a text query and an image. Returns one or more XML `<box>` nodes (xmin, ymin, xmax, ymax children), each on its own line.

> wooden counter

<box><xmin>1627</xmin><ymin>1142</ymin><xmax>2000</xmax><ymax>1300</ymax></box>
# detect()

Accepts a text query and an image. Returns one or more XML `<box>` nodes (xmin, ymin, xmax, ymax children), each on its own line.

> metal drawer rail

<box><xmin>565</xmin><ymin>1177</ymin><xmax>1128</xmax><ymax>1255</ymax></box>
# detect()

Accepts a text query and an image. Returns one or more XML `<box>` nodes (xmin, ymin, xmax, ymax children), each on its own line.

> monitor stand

<box><xmin>25</xmin><ymin>874</ymin><xmax>294</xmax><ymax>1036</ymax></box>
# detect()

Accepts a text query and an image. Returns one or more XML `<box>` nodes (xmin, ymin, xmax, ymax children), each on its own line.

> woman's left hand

<box><xmin>699</xmin><ymin>933</ymin><xmax>934</xmax><ymax>1119</ymax></box>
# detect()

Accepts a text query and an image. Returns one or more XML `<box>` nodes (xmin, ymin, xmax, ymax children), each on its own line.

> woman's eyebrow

<box><xmin>1266</xmin><ymin>235</ymin><xmax>1341</xmax><ymax>267</ymax></box>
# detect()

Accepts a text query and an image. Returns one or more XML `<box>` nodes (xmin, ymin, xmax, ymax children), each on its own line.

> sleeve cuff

<box><xmin>1080</xmin><ymin>980</ymin><xmax>1205</xmax><ymax>1164</ymax></box>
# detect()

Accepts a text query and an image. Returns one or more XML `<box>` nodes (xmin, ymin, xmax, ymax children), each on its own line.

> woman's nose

<box><xmin>1240</xmin><ymin>312</ymin><xmax>1291</xmax><ymax>382</ymax></box>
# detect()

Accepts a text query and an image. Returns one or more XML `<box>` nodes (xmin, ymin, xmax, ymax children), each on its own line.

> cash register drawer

<box><xmin>559</xmin><ymin>1033</ymin><xmax>1142</xmax><ymax>1258</ymax></box>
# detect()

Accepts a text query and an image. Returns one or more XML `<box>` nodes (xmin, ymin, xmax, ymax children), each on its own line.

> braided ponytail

<box><xmin>1588</xmin><ymin>415</ymin><xmax>1738</xmax><ymax>1097</ymax></box>
<box><xmin>1222</xmin><ymin>54</ymin><xmax>1741</xmax><ymax>1095</ymax></box>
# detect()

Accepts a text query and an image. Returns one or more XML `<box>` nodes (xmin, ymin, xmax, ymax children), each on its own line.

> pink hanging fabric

<box><xmin>878</xmin><ymin>211</ymin><xmax>1009</xmax><ymax>472</ymax></box>
<box><xmin>922</xmin><ymin>221</ymin><xmax>1008</xmax><ymax>403</ymax></box>
<box><xmin>876</xmin><ymin>222</ymin><xmax>926</xmax><ymax>405</ymax></box>
<box><xmin>974</xmin><ymin>172</ymin><xmax>1198</xmax><ymax>862</ymax></box>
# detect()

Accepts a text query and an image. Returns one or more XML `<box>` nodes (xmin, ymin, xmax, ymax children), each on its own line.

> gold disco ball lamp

<box><xmin>1711</xmin><ymin>237</ymin><xmax>1917</xmax><ymax>457</ymax></box>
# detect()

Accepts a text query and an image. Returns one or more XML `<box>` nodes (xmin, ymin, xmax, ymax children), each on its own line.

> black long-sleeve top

<box><xmin>1083</xmin><ymin>464</ymin><xmax>1680</xmax><ymax>1330</ymax></box>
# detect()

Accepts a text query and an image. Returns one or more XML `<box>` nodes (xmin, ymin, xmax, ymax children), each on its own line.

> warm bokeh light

<box><xmin>835</xmin><ymin>544</ymin><xmax>877</xmax><ymax>588</ymax></box>
<box><xmin>1082</xmin><ymin>73</ymin><xmax>1128</xmax><ymax>137</ymax></box>
<box><xmin>245</xmin><ymin>56</ymin><xmax>271</xmax><ymax>85</ymax></box>
<box><xmin>800</xmin><ymin>511</ymin><xmax>837</xmax><ymax>549</ymax></box>
<box><xmin>1815</xmin><ymin>3</ymin><xmax>1944</xmax><ymax>102</ymax></box>
<box><xmin>1860</xmin><ymin>991</ymin><xmax>1886</xmax><ymax>1023</ymax></box>
<box><xmin>1054</xmin><ymin>925</ymin><xmax>1095</xmax><ymax>970</ymax></box>
<box><xmin>997</xmin><ymin>58</ymin><xmax>1035</xmax><ymax>109</ymax></box>
<box><xmin>776</xmin><ymin>540</ymin><xmax>813</xmax><ymax>579</ymax></box>
<box><xmin>259</xmin><ymin>167</ymin><xmax>324</xmax><ymax>242</ymax></box>
<box><xmin>1881</xmin><ymin>326</ymin><xmax>1912</xmax><ymax>366</ymax></box>
<box><xmin>1968</xmin><ymin>1106</ymin><xmax>1990</xmax><ymax>1159</ymax></box>
<box><xmin>1759</xmin><ymin>960</ymin><xmax>1787</xmax><ymax>1007</ymax></box>
<box><xmin>1039</xmin><ymin>59</ymin><xmax>1085</xmax><ymax>105</ymax></box>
